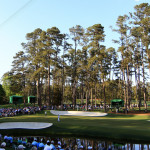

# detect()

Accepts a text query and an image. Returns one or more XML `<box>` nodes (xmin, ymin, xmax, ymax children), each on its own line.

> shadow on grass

<box><xmin>0</xmin><ymin>112</ymin><xmax>150</xmax><ymax>143</ymax></box>
<box><xmin>0</xmin><ymin>124</ymin><xmax>150</xmax><ymax>144</ymax></box>
<box><xmin>105</xmin><ymin>113</ymin><xmax>134</xmax><ymax>118</ymax></box>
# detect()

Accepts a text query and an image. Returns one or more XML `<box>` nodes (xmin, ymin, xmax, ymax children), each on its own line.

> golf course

<box><xmin>0</xmin><ymin>109</ymin><xmax>150</xmax><ymax>144</ymax></box>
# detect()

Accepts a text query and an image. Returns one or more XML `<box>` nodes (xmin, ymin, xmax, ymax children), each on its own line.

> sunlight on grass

<box><xmin>0</xmin><ymin>111</ymin><xmax>150</xmax><ymax>142</ymax></box>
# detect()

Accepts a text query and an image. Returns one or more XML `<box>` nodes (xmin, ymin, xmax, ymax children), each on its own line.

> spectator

<box><xmin>32</xmin><ymin>139</ymin><xmax>38</xmax><ymax>147</ymax></box>
<box><xmin>44</xmin><ymin>140</ymin><xmax>51</xmax><ymax>150</ymax></box>
<box><xmin>18</xmin><ymin>144</ymin><xmax>26</xmax><ymax>150</ymax></box>
<box><xmin>39</xmin><ymin>140</ymin><xmax>45</xmax><ymax>150</ymax></box>
<box><xmin>0</xmin><ymin>134</ymin><xmax>2</xmax><ymax>141</ymax></box>
<box><xmin>3</xmin><ymin>135</ymin><xmax>8</xmax><ymax>143</ymax></box>
<box><xmin>17</xmin><ymin>138</ymin><xmax>22</xmax><ymax>145</ymax></box>
<box><xmin>7</xmin><ymin>135</ymin><xmax>13</xmax><ymax>144</ymax></box>
<box><xmin>22</xmin><ymin>138</ymin><xmax>27</xmax><ymax>145</ymax></box>
<box><xmin>0</xmin><ymin>142</ymin><xmax>6</xmax><ymax>150</ymax></box>
<box><xmin>49</xmin><ymin>141</ymin><xmax>56</xmax><ymax>150</ymax></box>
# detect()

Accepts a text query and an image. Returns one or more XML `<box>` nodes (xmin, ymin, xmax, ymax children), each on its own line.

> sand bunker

<box><xmin>0</xmin><ymin>122</ymin><xmax>53</xmax><ymax>129</ymax></box>
<box><xmin>50</xmin><ymin>110</ymin><xmax>107</xmax><ymax>117</ymax></box>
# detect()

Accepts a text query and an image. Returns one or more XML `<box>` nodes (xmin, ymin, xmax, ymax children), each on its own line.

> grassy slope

<box><xmin>0</xmin><ymin>111</ymin><xmax>150</xmax><ymax>143</ymax></box>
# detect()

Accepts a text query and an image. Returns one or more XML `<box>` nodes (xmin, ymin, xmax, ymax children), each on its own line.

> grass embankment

<box><xmin>0</xmin><ymin>110</ymin><xmax>150</xmax><ymax>143</ymax></box>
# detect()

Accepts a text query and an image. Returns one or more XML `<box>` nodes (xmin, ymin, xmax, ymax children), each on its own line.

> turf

<box><xmin>0</xmin><ymin>110</ymin><xmax>150</xmax><ymax>143</ymax></box>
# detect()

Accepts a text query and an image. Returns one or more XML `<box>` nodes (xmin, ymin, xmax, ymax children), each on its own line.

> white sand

<box><xmin>0</xmin><ymin>122</ymin><xmax>53</xmax><ymax>129</ymax></box>
<box><xmin>0</xmin><ymin>111</ymin><xmax>107</xmax><ymax>129</ymax></box>
<box><xmin>50</xmin><ymin>110</ymin><xmax>107</xmax><ymax>117</ymax></box>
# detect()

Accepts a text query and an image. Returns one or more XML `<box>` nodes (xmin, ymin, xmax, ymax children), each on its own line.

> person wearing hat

<box><xmin>18</xmin><ymin>144</ymin><xmax>25</xmax><ymax>150</ymax></box>
<box><xmin>32</xmin><ymin>139</ymin><xmax>38</xmax><ymax>147</ymax></box>
<box><xmin>3</xmin><ymin>135</ymin><xmax>8</xmax><ymax>143</ymax></box>
<box><xmin>39</xmin><ymin>138</ymin><xmax>45</xmax><ymax>149</ymax></box>
<box><xmin>7</xmin><ymin>135</ymin><xmax>13</xmax><ymax>144</ymax></box>
<box><xmin>17</xmin><ymin>138</ymin><xmax>22</xmax><ymax>145</ymax></box>
<box><xmin>57</xmin><ymin>140</ymin><xmax>62</xmax><ymax>149</ymax></box>
<box><xmin>87</xmin><ymin>146</ymin><xmax>92</xmax><ymax>149</ymax></box>
<box><xmin>0</xmin><ymin>142</ymin><xmax>6</xmax><ymax>150</ymax></box>
<box><xmin>22</xmin><ymin>137</ymin><xmax>27</xmax><ymax>145</ymax></box>
<box><xmin>57</xmin><ymin>141</ymin><xmax>61</xmax><ymax>146</ymax></box>
<box><xmin>39</xmin><ymin>142</ymin><xmax>45</xmax><ymax>150</ymax></box>
<box><xmin>49</xmin><ymin>140</ymin><xmax>56</xmax><ymax>150</ymax></box>
<box><xmin>44</xmin><ymin>140</ymin><xmax>51</xmax><ymax>150</ymax></box>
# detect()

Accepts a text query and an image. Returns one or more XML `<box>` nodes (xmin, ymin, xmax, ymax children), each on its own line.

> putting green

<box><xmin>50</xmin><ymin>110</ymin><xmax>107</xmax><ymax>116</ymax></box>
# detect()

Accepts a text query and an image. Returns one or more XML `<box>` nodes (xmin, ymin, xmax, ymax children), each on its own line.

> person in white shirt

<box><xmin>58</xmin><ymin>114</ymin><xmax>60</xmax><ymax>122</ymax></box>
<box><xmin>0</xmin><ymin>142</ymin><xmax>6</xmax><ymax>150</ymax></box>
<box><xmin>49</xmin><ymin>141</ymin><xmax>56</xmax><ymax>150</ymax></box>
<box><xmin>44</xmin><ymin>141</ymin><xmax>51</xmax><ymax>150</ymax></box>
<box><xmin>18</xmin><ymin>144</ymin><xmax>25</xmax><ymax>150</ymax></box>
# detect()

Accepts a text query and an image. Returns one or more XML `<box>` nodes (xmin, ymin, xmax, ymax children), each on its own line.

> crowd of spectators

<box><xmin>0</xmin><ymin>135</ymin><xmax>95</xmax><ymax>150</ymax></box>
<box><xmin>46</xmin><ymin>104</ymin><xmax>110</xmax><ymax>111</ymax></box>
<box><xmin>0</xmin><ymin>106</ymin><xmax>40</xmax><ymax>118</ymax></box>
<box><xmin>0</xmin><ymin>134</ymin><xmax>147</xmax><ymax>150</ymax></box>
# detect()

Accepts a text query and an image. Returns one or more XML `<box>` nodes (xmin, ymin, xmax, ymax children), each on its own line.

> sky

<box><xmin>0</xmin><ymin>0</ymin><xmax>149</xmax><ymax>83</ymax></box>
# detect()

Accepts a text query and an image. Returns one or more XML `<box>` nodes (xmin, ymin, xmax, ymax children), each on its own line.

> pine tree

<box><xmin>69</xmin><ymin>25</ymin><xmax>84</xmax><ymax>109</ymax></box>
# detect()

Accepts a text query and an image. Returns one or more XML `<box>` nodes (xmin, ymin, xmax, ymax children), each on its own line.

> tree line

<box><xmin>1</xmin><ymin>3</ymin><xmax>150</xmax><ymax>113</ymax></box>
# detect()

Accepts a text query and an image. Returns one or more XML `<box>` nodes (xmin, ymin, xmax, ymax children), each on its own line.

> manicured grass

<box><xmin>0</xmin><ymin>110</ymin><xmax>150</xmax><ymax>143</ymax></box>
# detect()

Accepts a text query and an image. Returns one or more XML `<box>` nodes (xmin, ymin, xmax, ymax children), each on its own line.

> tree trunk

<box><xmin>91</xmin><ymin>88</ymin><xmax>93</xmax><ymax>111</ymax></box>
<box><xmin>95</xmin><ymin>84</ymin><xmax>97</xmax><ymax>107</ymax></box>
<box><xmin>61</xmin><ymin>72</ymin><xmax>64</xmax><ymax>110</ymax></box>
<box><xmin>37</xmin><ymin>79</ymin><xmax>41</xmax><ymax>106</ymax></box>
<box><xmin>137</xmin><ymin>66</ymin><xmax>141</xmax><ymax>111</ymax></box>
<box><xmin>72</xmin><ymin>81</ymin><xmax>76</xmax><ymax>110</ymax></box>
<box><xmin>103</xmin><ymin>79</ymin><xmax>106</xmax><ymax>112</ymax></box>
<box><xmin>81</xmin><ymin>83</ymin><xmax>84</xmax><ymax>105</ymax></box>
<box><xmin>135</xmin><ymin>67</ymin><xmax>138</xmax><ymax>101</ymax></box>
<box><xmin>142</xmin><ymin>47</ymin><xmax>147</xmax><ymax>111</ymax></box>
<box><xmin>86</xmin><ymin>89</ymin><xmax>89</xmax><ymax>111</ymax></box>
<box><xmin>48</xmin><ymin>65</ymin><xmax>51</xmax><ymax>105</ymax></box>
<box><xmin>127</xmin><ymin>65</ymin><xmax>131</xmax><ymax>109</ymax></box>
<box><xmin>44</xmin><ymin>78</ymin><xmax>47</xmax><ymax>105</ymax></box>
<box><xmin>123</xmin><ymin>69</ymin><xmax>127</xmax><ymax>114</ymax></box>
<box><xmin>72</xmin><ymin>40</ymin><xmax>77</xmax><ymax>110</ymax></box>
<box><xmin>52</xmin><ymin>81</ymin><xmax>54</xmax><ymax>105</ymax></box>
<box><xmin>143</xmin><ymin>82</ymin><xmax>147</xmax><ymax>111</ymax></box>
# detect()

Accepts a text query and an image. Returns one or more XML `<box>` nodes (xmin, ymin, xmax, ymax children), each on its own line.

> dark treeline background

<box><xmin>0</xmin><ymin>3</ymin><xmax>150</xmax><ymax>113</ymax></box>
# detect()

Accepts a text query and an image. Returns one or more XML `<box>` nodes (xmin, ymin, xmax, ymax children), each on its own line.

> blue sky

<box><xmin>0</xmin><ymin>0</ymin><xmax>149</xmax><ymax>82</ymax></box>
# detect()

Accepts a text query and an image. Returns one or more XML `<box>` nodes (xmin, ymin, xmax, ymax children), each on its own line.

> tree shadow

<box><xmin>105</xmin><ymin>113</ymin><xmax>134</xmax><ymax>118</ymax></box>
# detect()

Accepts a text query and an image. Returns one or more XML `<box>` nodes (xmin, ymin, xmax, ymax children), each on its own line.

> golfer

<box><xmin>58</xmin><ymin>114</ymin><xmax>60</xmax><ymax>122</ymax></box>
